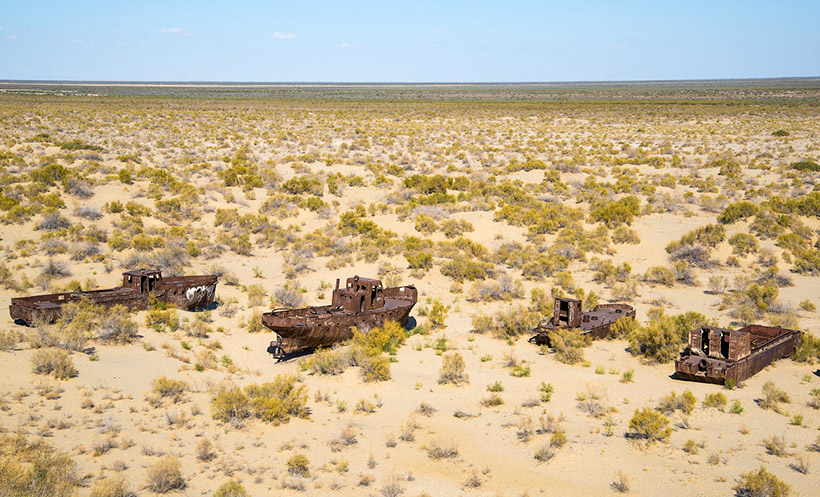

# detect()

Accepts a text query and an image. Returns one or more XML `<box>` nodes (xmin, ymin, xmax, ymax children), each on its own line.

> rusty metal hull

<box><xmin>263</xmin><ymin>285</ymin><xmax>417</xmax><ymax>356</ymax></box>
<box><xmin>674</xmin><ymin>325</ymin><xmax>801</xmax><ymax>384</ymax></box>
<box><xmin>10</xmin><ymin>273</ymin><xmax>217</xmax><ymax>325</ymax></box>
<box><xmin>532</xmin><ymin>303</ymin><xmax>635</xmax><ymax>345</ymax></box>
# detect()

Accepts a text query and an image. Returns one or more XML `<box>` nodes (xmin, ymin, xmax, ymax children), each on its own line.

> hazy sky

<box><xmin>1</xmin><ymin>0</ymin><xmax>818</xmax><ymax>82</ymax></box>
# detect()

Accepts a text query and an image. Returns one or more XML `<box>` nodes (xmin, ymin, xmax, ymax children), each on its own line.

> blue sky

<box><xmin>1</xmin><ymin>1</ymin><xmax>818</xmax><ymax>82</ymax></box>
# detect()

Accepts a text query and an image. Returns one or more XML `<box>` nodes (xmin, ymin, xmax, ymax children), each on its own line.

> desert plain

<box><xmin>0</xmin><ymin>81</ymin><xmax>819</xmax><ymax>496</ymax></box>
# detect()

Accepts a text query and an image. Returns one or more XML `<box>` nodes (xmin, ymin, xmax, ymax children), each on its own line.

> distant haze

<box><xmin>1</xmin><ymin>0</ymin><xmax>819</xmax><ymax>82</ymax></box>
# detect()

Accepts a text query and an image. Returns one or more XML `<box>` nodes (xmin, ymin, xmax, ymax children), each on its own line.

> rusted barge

<box><xmin>263</xmin><ymin>275</ymin><xmax>417</xmax><ymax>357</ymax></box>
<box><xmin>10</xmin><ymin>269</ymin><xmax>217</xmax><ymax>325</ymax></box>
<box><xmin>531</xmin><ymin>297</ymin><xmax>635</xmax><ymax>345</ymax></box>
<box><xmin>674</xmin><ymin>325</ymin><xmax>801</xmax><ymax>384</ymax></box>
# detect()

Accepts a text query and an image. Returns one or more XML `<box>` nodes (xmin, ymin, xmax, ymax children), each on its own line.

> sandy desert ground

<box><xmin>0</xmin><ymin>83</ymin><xmax>819</xmax><ymax>496</ymax></box>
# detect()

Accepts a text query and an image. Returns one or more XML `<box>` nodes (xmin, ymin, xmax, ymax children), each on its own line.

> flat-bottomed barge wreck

<box><xmin>10</xmin><ymin>269</ymin><xmax>218</xmax><ymax>325</ymax></box>
<box><xmin>263</xmin><ymin>275</ymin><xmax>417</xmax><ymax>357</ymax></box>
<box><xmin>532</xmin><ymin>297</ymin><xmax>635</xmax><ymax>345</ymax></box>
<box><xmin>675</xmin><ymin>324</ymin><xmax>801</xmax><ymax>384</ymax></box>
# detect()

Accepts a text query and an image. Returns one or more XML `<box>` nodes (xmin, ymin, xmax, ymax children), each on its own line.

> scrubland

<box><xmin>0</xmin><ymin>82</ymin><xmax>819</xmax><ymax>496</ymax></box>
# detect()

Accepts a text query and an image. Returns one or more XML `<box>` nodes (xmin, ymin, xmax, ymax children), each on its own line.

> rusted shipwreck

<box><xmin>674</xmin><ymin>325</ymin><xmax>801</xmax><ymax>384</ymax></box>
<box><xmin>10</xmin><ymin>269</ymin><xmax>217</xmax><ymax>325</ymax></box>
<box><xmin>531</xmin><ymin>297</ymin><xmax>635</xmax><ymax>345</ymax></box>
<box><xmin>263</xmin><ymin>275</ymin><xmax>418</xmax><ymax>357</ymax></box>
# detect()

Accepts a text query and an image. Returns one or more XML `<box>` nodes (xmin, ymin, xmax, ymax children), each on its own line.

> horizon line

<box><xmin>2</xmin><ymin>76</ymin><xmax>820</xmax><ymax>87</ymax></box>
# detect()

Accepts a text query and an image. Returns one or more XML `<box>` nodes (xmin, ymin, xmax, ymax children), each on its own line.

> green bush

<box><xmin>211</xmin><ymin>374</ymin><xmax>308</xmax><ymax>426</ymax></box>
<box><xmin>644</xmin><ymin>266</ymin><xmax>675</xmax><ymax>287</ymax></box>
<box><xmin>548</xmin><ymin>328</ymin><xmax>589</xmax><ymax>365</ymax></box>
<box><xmin>703</xmin><ymin>392</ymin><xmax>727</xmax><ymax>411</ymax></box>
<box><xmin>287</xmin><ymin>454</ymin><xmax>310</xmax><ymax>477</ymax></box>
<box><xmin>440</xmin><ymin>259</ymin><xmax>496</xmax><ymax>282</ymax></box>
<box><xmin>729</xmin><ymin>233</ymin><xmax>759</xmax><ymax>256</ymax></box>
<box><xmin>718</xmin><ymin>201</ymin><xmax>759</xmax><ymax>224</ymax></box>
<box><xmin>658</xmin><ymin>390</ymin><xmax>696</xmax><ymax>415</ymax></box>
<box><xmin>793</xmin><ymin>333</ymin><xmax>820</xmax><ymax>363</ymax></box>
<box><xmin>590</xmin><ymin>196</ymin><xmax>641</xmax><ymax>227</ymax></box>
<box><xmin>151</xmin><ymin>376</ymin><xmax>188</xmax><ymax>403</ymax></box>
<box><xmin>735</xmin><ymin>466</ymin><xmax>790</xmax><ymax>497</ymax></box>
<box><xmin>628</xmin><ymin>310</ymin><xmax>708</xmax><ymax>363</ymax></box>
<box><xmin>31</xmin><ymin>348</ymin><xmax>77</xmax><ymax>380</ymax></box>
<box><xmin>628</xmin><ymin>408</ymin><xmax>671</xmax><ymax>444</ymax></box>
<box><xmin>213</xmin><ymin>480</ymin><xmax>249</xmax><ymax>497</ymax></box>
<box><xmin>790</xmin><ymin>161</ymin><xmax>820</xmax><ymax>172</ymax></box>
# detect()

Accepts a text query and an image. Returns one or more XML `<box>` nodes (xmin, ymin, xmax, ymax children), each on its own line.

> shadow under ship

<box><xmin>263</xmin><ymin>275</ymin><xmax>418</xmax><ymax>357</ymax></box>
<box><xmin>10</xmin><ymin>269</ymin><xmax>217</xmax><ymax>325</ymax></box>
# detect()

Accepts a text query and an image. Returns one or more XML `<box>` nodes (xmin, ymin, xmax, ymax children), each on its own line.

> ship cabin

<box><xmin>553</xmin><ymin>297</ymin><xmax>582</xmax><ymax>328</ymax></box>
<box><xmin>122</xmin><ymin>269</ymin><xmax>163</xmax><ymax>294</ymax></box>
<box><xmin>689</xmin><ymin>326</ymin><xmax>751</xmax><ymax>362</ymax></box>
<box><xmin>332</xmin><ymin>276</ymin><xmax>385</xmax><ymax>313</ymax></box>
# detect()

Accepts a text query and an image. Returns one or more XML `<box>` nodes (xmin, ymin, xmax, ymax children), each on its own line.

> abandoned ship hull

<box><xmin>10</xmin><ymin>275</ymin><xmax>217</xmax><ymax>325</ymax></box>
<box><xmin>675</xmin><ymin>325</ymin><xmax>801</xmax><ymax>384</ymax></box>
<box><xmin>263</xmin><ymin>285</ymin><xmax>417</xmax><ymax>356</ymax></box>
<box><xmin>532</xmin><ymin>302</ymin><xmax>635</xmax><ymax>345</ymax></box>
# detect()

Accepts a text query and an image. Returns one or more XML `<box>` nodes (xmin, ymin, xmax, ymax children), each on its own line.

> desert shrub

<box><xmin>357</xmin><ymin>353</ymin><xmax>391</xmax><ymax>382</ymax></box>
<box><xmin>31</xmin><ymin>348</ymin><xmax>77</xmax><ymax>379</ymax></box>
<box><xmin>658</xmin><ymin>390</ymin><xmax>696</xmax><ymax>415</ymax></box>
<box><xmin>629</xmin><ymin>309</ymin><xmax>708</xmax><ymax>363</ymax></box>
<box><xmin>42</xmin><ymin>259</ymin><xmax>71</xmax><ymax>277</ymax></box>
<box><xmin>211</xmin><ymin>375</ymin><xmax>308</xmax><ymax>426</ymax></box>
<box><xmin>0</xmin><ymin>329</ymin><xmax>24</xmax><ymax>351</ymax></box>
<box><xmin>793</xmin><ymin>333</ymin><xmax>820</xmax><ymax>363</ymax></box>
<box><xmin>471</xmin><ymin>306</ymin><xmax>539</xmax><ymax>341</ymax></box>
<box><xmin>246</xmin><ymin>284</ymin><xmax>266</xmax><ymax>307</ymax></box>
<box><xmin>97</xmin><ymin>306</ymin><xmax>138</xmax><ymax>343</ymax></box>
<box><xmin>75</xmin><ymin>206</ymin><xmax>102</xmax><ymax>220</ymax></box>
<box><xmin>533</xmin><ymin>443</ymin><xmax>555</xmax><ymax>463</ymax></box>
<box><xmin>609</xmin><ymin>317</ymin><xmax>638</xmax><ymax>339</ymax></box>
<box><xmin>762</xmin><ymin>436</ymin><xmax>789</xmax><ymax>457</ymax></box>
<box><xmin>145</xmin><ymin>456</ymin><xmax>185</xmax><ymax>493</ymax></box>
<box><xmin>718</xmin><ymin>201</ymin><xmax>759</xmax><ymax>224</ymax></box>
<box><xmin>287</xmin><ymin>454</ymin><xmax>310</xmax><ymax>477</ymax></box>
<box><xmin>426</xmin><ymin>300</ymin><xmax>449</xmax><ymax>329</ymax></box>
<box><xmin>426</xmin><ymin>438</ymin><xmax>459</xmax><ymax>459</ymax></box>
<box><xmin>438</xmin><ymin>352</ymin><xmax>468</xmax><ymax>385</ymax></box>
<box><xmin>309</xmin><ymin>347</ymin><xmax>349</xmax><ymax>375</ymax></box>
<box><xmin>548</xmin><ymin>328</ymin><xmax>589</xmax><ymax>365</ymax></box>
<box><xmin>406</xmin><ymin>251</ymin><xmax>433</xmax><ymax>272</ymax></box>
<box><xmin>468</xmin><ymin>274</ymin><xmax>524</xmax><ymax>302</ymax></box>
<box><xmin>0</xmin><ymin>433</ymin><xmax>80</xmax><ymax>497</ymax></box>
<box><xmin>790</xmin><ymin>161</ymin><xmax>820</xmax><ymax>171</ymax></box>
<box><xmin>213</xmin><ymin>480</ymin><xmax>248</xmax><ymax>497</ymax></box>
<box><xmin>151</xmin><ymin>376</ymin><xmax>188</xmax><ymax>403</ymax></box>
<box><xmin>440</xmin><ymin>259</ymin><xmax>496</xmax><ymax>282</ymax></box>
<box><xmin>628</xmin><ymin>408</ymin><xmax>671</xmax><ymax>444</ymax></box>
<box><xmin>612</xmin><ymin>225</ymin><xmax>640</xmax><ymax>244</ymax></box>
<box><xmin>38</xmin><ymin>213</ymin><xmax>71</xmax><ymax>231</ymax></box>
<box><xmin>703</xmin><ymin>392</ymin><xmax>728</xmax><ymax>411</ymax></box>
<box><xmin>611</xmin><ymin>471</ymin><xmax>630</xmax><ymax>493</ymax></box>
<box><xmin>196</xmin><ymin>439</ymin><xmax>216</xmax><ymax>462</ymax></box>
<box><xmin>729</xmin><ymin>233</ymin><xmax>759</xmax><ymax>256</ymax></box>
<box><xmin>735</xmin><ymin>466</ymin><xmax>790</xmax><ymax>497</ymax></box>
<box><xmin>89</xmin><ymin>475</ymin><xmax>134</xmax><ymax>497</ymax></box>
<box><xmin>272</xmin><ymin>286</ymin><xmax>304</xmax><ymax>308</ymax></box>
<box><xmin>441</xmin><ymin>219</ymin><xmax>474</xmax><ymax>238</ymax></box>
<box><xmin>644</xmin><ymin>266</ymin><xmax>675</xmax><ymax>287</ymax></box>
<box><xmin>759</xmin><ymin>381</ymin><xmax>790</xmax><ymax>411</ymax></box>
<box><xmin>590</xmin><ymin>196</ymin><xmax>640</xmax><ymax>227</ymax></box>
<box><xmin>145</xmin><ymin>308</ymin><xmax>179</xmax><ymax>332</ymax></box>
